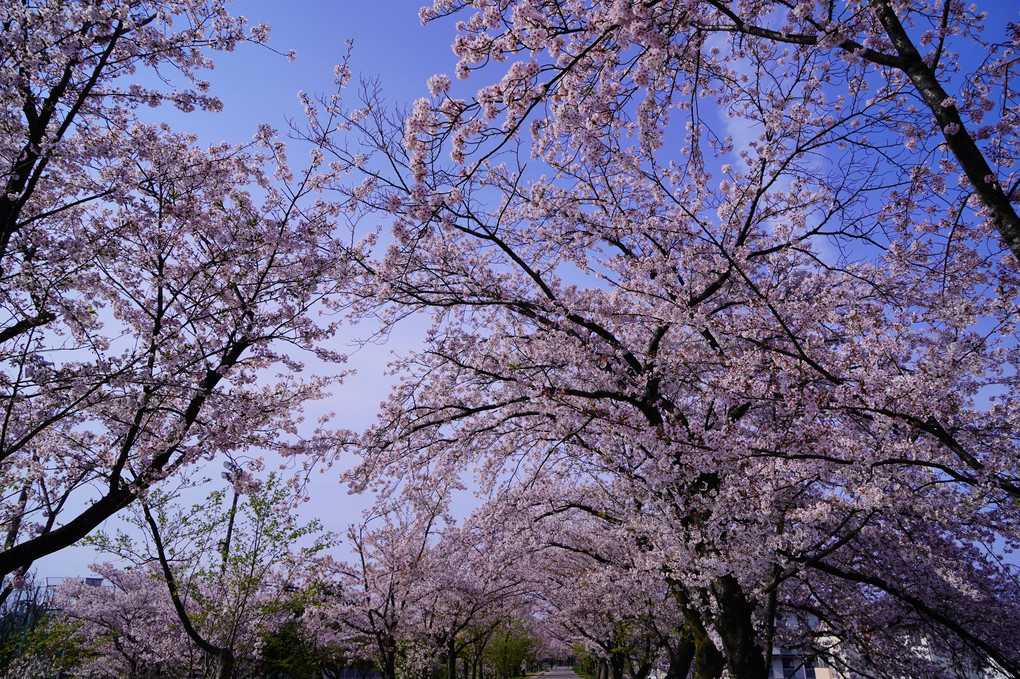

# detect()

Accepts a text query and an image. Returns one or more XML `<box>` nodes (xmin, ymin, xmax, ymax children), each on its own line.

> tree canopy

<box><xmin>3</xmin><ymin>1</ymin><xmax>1020</xmax><ymax>678</ymax></box>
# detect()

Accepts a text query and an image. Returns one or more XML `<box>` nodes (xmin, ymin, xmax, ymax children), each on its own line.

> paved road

<box><xmin>542</xmin><ymin>667</ymin><xmax>584</xmax><ymax>679</ymax></box>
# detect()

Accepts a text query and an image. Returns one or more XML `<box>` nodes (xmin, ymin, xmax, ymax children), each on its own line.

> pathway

<box><xmin>541</xmin><ymin>667</ymin><xmax>585</xmax><ymax>679</ymax></box>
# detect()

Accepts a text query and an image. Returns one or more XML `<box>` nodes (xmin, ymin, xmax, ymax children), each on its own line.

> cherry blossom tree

<box><xmin>312</xmin><ymin>508</ymin><xmax>442</xmax><ymax>679</ymax></box>
<box><xmin>54</xmin><ymin>563</ymin><xmax>197</xmax><ymax>678</ymax></box>
<box><xmin>0</xmin><ymin>0</ymin><xmax>360</xmax><ymax>584</ymax></box>
<box><xmin>308</xmin><ymin>1</ymin><xmax>1020</xmax><ymax>677</ymax></box>
<box><xmin>425</xmin><ymin>522</ymin><xmax>544</xmax><ymax>679</ymax></box>
<box><xmin>414</xmin><ymin>0</ymin><xmax>1020</xmax><ymax>264</ymax></box>
<box><xmin>546</xmin><ymin>570</ymin><xmax>661</xmax><ymax>679</ymax></box>
<box><xmin>302</xmin><ymin>499</ymin><xmax>543</xmax><ymax>679</ymax></box>
<box><xmin>466</xmin><ymin>487</ymin><xmax>694</xmax><ymax>679</ymax></box>
<box><xmin>58</xmin><ymin>472</ymin><xmax>334</xmax><ymax>679</ymax></box>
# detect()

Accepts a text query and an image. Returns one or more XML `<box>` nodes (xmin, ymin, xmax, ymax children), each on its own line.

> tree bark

<box><xmin>214</xmin><ymin>651</ymin><xmax>236</xmax><ymax>679</ymax></box>
<box><xmin>664</xmin><ymin>632</ymin><xmax>696</xmax><ymax>679</ymax></box>
<box><xmin>683</xmin><ymin>613</ymin><xmax>723</xmax><ymax>679</ymax></box>
<box><xmin>448</xmin><ymin>637</ymin><xmax>458</xmax><ymax>679</ymax></box>
<box><xmin>711</xmin><ymin>576</ymin><xmax>767</xmax><ymax>679</ymax></box>
<box><xmin>609</xmin><ymin>651</ymin><xmax>626</xmax><ymax>679</ymax></box>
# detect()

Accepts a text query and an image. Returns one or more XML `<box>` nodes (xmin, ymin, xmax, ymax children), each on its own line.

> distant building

<box><xmin>770</xmin><ymin>649</ymin><xmax>836</xmax><ymax>679</ymax></box>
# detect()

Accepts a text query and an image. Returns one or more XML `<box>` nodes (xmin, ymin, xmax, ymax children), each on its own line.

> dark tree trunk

<box><xmin>379</xmin><ymin>636</ymin><xmax>397</xmax><ymax>679</ymax></box>
<box><xmin>609</xmin><ymin>651</ymin><xmax>626</xmax><ymax>679</ymax></box>
<box><xmin>632</xmin><ymin>660</ymin><xmax>653</xmax><ymax>679</ymax></box>
<box><xmin>214</xmin><ymin>650</ymin><xmax>235</xmax><ymax>679</ymax></box>
<box><xmin>665</xmin><ymin>632</ymin><xmax>696</xmax><ymax>679</ymax></box>
<box><xmin>0</xmin><ymin>486</ymin><xmax>135</xmax><ymax>576</ymax></box>
<box><xmin>684</xmin><ymin>612</ymin><xmax>723</xmax><ymax>679</ymax></box>
<box><xmin>712</xmin><ymin>576</ymin><xmax>767</xmax><ymax>679</ymax></box>
<box><xmin>448</xmin><ymin>638</ymin><xmax>458</xmax><ymax>679</ymax></box>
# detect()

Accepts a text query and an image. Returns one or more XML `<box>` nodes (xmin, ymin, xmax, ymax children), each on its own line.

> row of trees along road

<box><xmin>0</xmin><ymin>492</ymin><xmax>553</xmax><ymax>679</ymax></box>
<box><xmin>4</xmin><ymin>0</ymin><xmax>1020</xmax><ymax>678</ymax></box>
<box><xmin>331</xmin><ymin>1</ymin><xmax>1020</xmax><ymax>678</ymax></box>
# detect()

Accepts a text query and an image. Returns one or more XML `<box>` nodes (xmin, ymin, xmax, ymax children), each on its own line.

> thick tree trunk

<box><xmin>214</xmin><ymin>650</ymin><xmax>235</xmax><ymax>679</ymax></box>
<box><xmin>448</xmin><ymin>638</ymin><xmax>458</xmax><ymax>679</ymax></box>
<box><xmin>664</xmin><ymin>634</ymin><xmax>695</xmax><ymax>679</ymax></box>
<box><xmin>382</xmin><ymin>651</ymin><xmax>397</xmax><ymax>679</ymax></box>
<box><xmin>631</xmin><ymin>659</ymin><xmax>653</xmax><ymax>679</ymax></box>
<box><xmin>0</xmin><ymin>486</ymin><xmax>135</xmax><ymax>577</ymax></box>
<box><xmin>683</xmin><ymin>613</ymin><xmax>723</xmax><ymax>679</ymax></box>
<box><xmin>711</xmin><ymin>576</ymin><xmax>767</xmax><ymax>679</ymax></box>
<box><xmin>609</xmin><ymin>651</ymin><xmax>626</xmax><ymax>679</ymax></box>
<box><xmin>692</xmin><ymin>635</ymin><xmax>724</xmax><ymax>679</ymax></box>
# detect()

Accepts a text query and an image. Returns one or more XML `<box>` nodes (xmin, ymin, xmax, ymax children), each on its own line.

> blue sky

<box><xmin>154</xmin><ymin>1</ymin><xmax>458</xmax><ymax>146</ymax></box>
